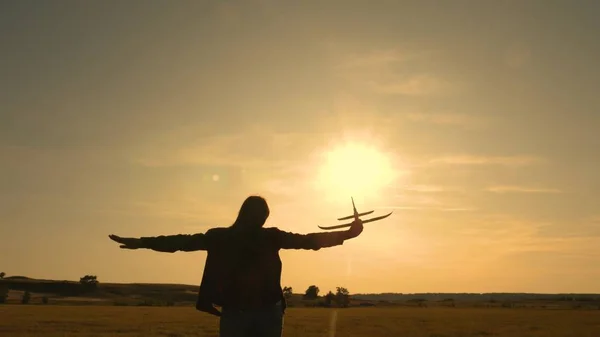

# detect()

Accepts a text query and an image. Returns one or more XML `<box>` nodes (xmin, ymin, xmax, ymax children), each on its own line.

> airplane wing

<box><xmin>318</xmin><ymin>211</ymin><xmax>393</xmax><ymax>230</ymax></box>
<box><xmin>337</xmin><ymin>210</ymin><xmax>374</xmax><ymax>221</ymax></box>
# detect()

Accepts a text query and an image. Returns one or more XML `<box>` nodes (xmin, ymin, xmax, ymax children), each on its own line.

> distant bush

<box><xmin>303</xmin><ymin>301</ymin><xmax>319</xmax><ymax>308</ymax></box>
<box><xmin>303</xmin><ymin>285</ymin><xmax>319</xmax><ymax>300</ymax></box>
<box><xmin>79</xmin><ymin>275</ymin><xmax>99</xmax><ymax>292</ymax></box>
<box><xmin>316</xmin><ymin>300</ymin><xmax>330</xmax><ymax>308</ymax></box>
<box><xmin>21</xmin><ymin>291</ymin><xmax>31</xmax><ymax>304</ymax></box>
<box><xmin>283</xmin><ymin>286</ymin><xmax>293</xmax><ymax>299</ymax></box>
<box><xmin>324</xmin><ymin>291</ymin><xmax>335</xmax><ymax>306</ymax></box>
<box><xmin>0</xmin><ymin>284</ymin><xmax>8</xmax><ymax>304</ymax></box>
<box><xmin>335</xmin><ymin>287</ymin><xmax>350</xmax><ymax>308</ymax></box>
<box><xmin>41</xmin><ymin>296</ymin><xmax>49</xmax><ymax>304</ymax></box>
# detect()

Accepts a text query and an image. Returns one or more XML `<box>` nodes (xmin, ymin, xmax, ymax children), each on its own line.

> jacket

<box><xmin>139</xmin><ymin>226</ymin><xmax>353</xmax><ymax>315</ymax></box>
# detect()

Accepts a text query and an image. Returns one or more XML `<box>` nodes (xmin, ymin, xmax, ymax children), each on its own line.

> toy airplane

<box><xmin>318</xmin><ymin>197</ymin><xmax>393</xmax><ymax>230</ymax></box>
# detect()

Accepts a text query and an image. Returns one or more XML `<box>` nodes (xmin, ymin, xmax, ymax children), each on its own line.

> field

<box><xmin>1</xmin><ymin>305</ymin><xmax>599</xmax><ymax>337</ymax></box>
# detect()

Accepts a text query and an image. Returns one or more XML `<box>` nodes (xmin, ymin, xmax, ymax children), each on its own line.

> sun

<box><xmin>313</xmin><ymin>140</ymin><xmax>399</xmax><ymax>203</ymax></box>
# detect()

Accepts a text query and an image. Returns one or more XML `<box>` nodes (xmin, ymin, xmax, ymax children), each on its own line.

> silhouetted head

<box><xmin>231</xmin><ymin>195</ymin><xmax>270</xmax><ymax>229</ymax></box>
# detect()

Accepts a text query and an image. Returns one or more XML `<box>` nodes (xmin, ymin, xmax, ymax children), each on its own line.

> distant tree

<box><xmin>324</xmin><ymin>291</ymin><xmax>335</xmax><ymax>307</ymax></box>
<box><xmin>283</xmin><ymin>286</ymin><xmax>293</xmax><ymax>299</ymax></box>
<box><xmin>80</xmin><ymin>275</ymin><xmax>99</xmax><ymax>291</ymax></box>
<box><xmin>0</xmin><ymin>272</ymin><xmax>5</xmax><ymax>279</ymax></box>
<box><xmin>21</xmin><ymin>291</ymin><xmax>31</xmax><ymax>304</ymax></box>
<box><xmin>0</xmin><ymin>284</ymin><xmax>8</xmax><ymax>304</ymax></box>
<box><xmin>303</xmin><ymin>285</ymin><xmax>320</xmax><ymax>300</ymax></box>
<box><xmin>335</xmin><ymin>287</ymin><xmax>350</xmax><ymax>308</ymax></box>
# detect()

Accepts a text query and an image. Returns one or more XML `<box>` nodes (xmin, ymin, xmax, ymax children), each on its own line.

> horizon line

<box><xmin>1</xmin><ymin>277</ymin><xmax>598</xmax><ymax>295</ymax></box>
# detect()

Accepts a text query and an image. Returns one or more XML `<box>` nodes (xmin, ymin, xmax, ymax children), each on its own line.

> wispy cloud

<box><xmin>367</xmin><ymin>74</ymin><xmax>450</xmax><ymax>96</ymax></box>
<box><xmin>384</xmin><ymin>190</ymin><xmax>475</xmax><ymax>212</ymax></box>
<box><xmin>537</xmin><ymin>215</ymin><xmax>600</xmax><ymax>239</ymax></box>
<box><xmin>404</xmin><ymin>112</ymin><xmax>485</xmax><ymax>128</ymax></box>
<box><xmin>391</xmin><ymin>214</ymin><xmax>600</xmax><ymax>275</ymax></box>
<box><xmin>429</xmin><ymin>155</ymin><xmax>545</xmax><ymax>167</ymax></box>
<box><xmin>125</xmin><ymin>198</ymin><xmax>235</xmax><ymax>224</ymax></box>
<box><xmin>440</xmin><ymin>207</ymin><xmax>477</xmax><ymax>212</ymax></box>
<box><xmin>334</xmin><ymin>49</ymin><xmax>406</xmax><ymax>69</ymax></box>
<box><xmin>485</xmin><ymin>186</ymin><xmax>562</xmax><ymax>194</ymax></box>
<box><xmin>132</xmin><ymin>127</ymin><xmax>313</xmax><ymax>169</ymax></box>
<box><xmin>331</xmin><ymin>48</ymin><xmax>454</xmax><ymax>96</ymax></box>
<box><xmin>403</xmin><ymin>185</ymin><xmax>457</xmax><ymax>193</ymax></box>
<box><xmin>453</xmin><ymin>215</ymin><xmax>588</xmax><ymax>256</ymax></box>
<box><xmin>377</xmin><ymin>206</ymin><xmax>476</xmax><ymax>212</ymax></box>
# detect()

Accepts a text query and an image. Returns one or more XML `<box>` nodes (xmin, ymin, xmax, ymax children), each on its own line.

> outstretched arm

<box><xmin>275</xmin><ymin>219</ymin><xmax>363</xmax><ymax>250</ymax></box>
<box><xmin>109</xmin><ymin>232</ymin><xmax>209</xmax><ymax>253</ymax></box>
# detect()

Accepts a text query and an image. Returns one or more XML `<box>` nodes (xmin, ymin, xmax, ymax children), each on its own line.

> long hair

<box><xmin>231</xmin><ymin>195</ymin><xmax>270</xmax><ymax>229</ymax></box>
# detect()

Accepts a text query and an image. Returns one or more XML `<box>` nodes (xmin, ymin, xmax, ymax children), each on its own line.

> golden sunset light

<box><xmin>3</xmin><ymin>1</ymin><xmax>600</xmax><ymax>335</ymax></box>
<box><xmin>2</xmin><ymin>3</ymin><xmax>600</xmax><ymax>331</ymax></box>
<box><xmin>314</xmin><ymin>140</ymin><xmax>400</xmax><ymax>203</ymax></box>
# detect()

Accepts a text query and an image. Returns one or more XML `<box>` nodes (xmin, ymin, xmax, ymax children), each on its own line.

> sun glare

<box><xmin>314</xmin><ymin>141</ymin><xmax>399</xmax><ymax>203</ymax></box>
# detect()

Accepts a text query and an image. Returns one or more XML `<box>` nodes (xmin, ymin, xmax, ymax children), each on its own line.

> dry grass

<box><xmin>0</xmin><ymin>305</ymin><xmax>599</xmax><ymax>337</ymax></box>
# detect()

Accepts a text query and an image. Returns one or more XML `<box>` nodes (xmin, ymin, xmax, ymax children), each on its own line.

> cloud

<box><xmin>403</xmin><ymin>185</ymin><xmax>453</xmax><ymax>193</ymax></box>
<box><xmin>403</xmin><ymin>112</ymin><xmax>485</xmax><ymax>128</ymax></box>
<box><xmin>331</xmin><ymin>48</ymin><xmax>454</xmax><ymax>96</ymax></box>
<box><xmin>367</xmin><ymin>74</ymin><xmax>450</xmax><ymax>96</ymax></box>
<box><xmin>485</xmin><ymin>186</ymin><xmax>562</xmax><ymax>194</ymax></box>
<box><xmin>453</xmin><ymin>215</ymin><xmax>594</xmax><ymax>257</ymax></box>
<box><xmin>428</xmin><ymin>155</ymin><xmax>545</xmax><ymax>167</ymax></box>
<box><xmin>394</xmin><ymin>194</ymin><xmax>442</xmax><ymax>206</ymax></box>
<box><xmin>384</xmin><ymin>190</ymin><xmax>475</xmax><ymax>212</ymax></box>
<box><xmin>132</xmin><ymin>126</ymin><xmax>314</xmax><ymax>170</ymax></box>
<box><xmin>124</xmin><ymin>198</ymin><xmax>235</xmax><ymax>224</ymax></box>
<box><xmin>326</xmin><ymin>92</ymin><xmax>398</xmax><ymax>132</ymax></box>
<box><xmin>334</xmin><ymin>49</ymin><xmax>406</xmax><ymax>69</ymax></box>
<box><xmin>537</xmin><ymin>215</ymin><xmax>600</xmax><ymax>239</ymax></box>
<box><xmin>377</xmin><ymin>206</ymin><xmax>476</xmax><ymax>212</ymax></box>
<box><xmin>389</xmin><ymin>213</ymin><xmax>600</xmax><ymax>275</ymax></box>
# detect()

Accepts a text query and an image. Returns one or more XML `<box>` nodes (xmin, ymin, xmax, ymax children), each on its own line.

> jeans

<box><xmin>219</xmin><ymin>301</ymin><xmax>284</xmax><ymax>337</ymax></box>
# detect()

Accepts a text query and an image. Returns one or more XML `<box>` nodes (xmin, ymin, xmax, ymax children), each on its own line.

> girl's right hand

<box><xmin>108</xmin><ymin>234</ymin><xmax>142</xmax><ymax>249</ymax></box>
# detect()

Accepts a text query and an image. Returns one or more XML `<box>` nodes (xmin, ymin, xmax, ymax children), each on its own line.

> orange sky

<box><xmin>1</xmin><ymin>1</ymin><xmax>599</xmax><ymax>294</ymax></box>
